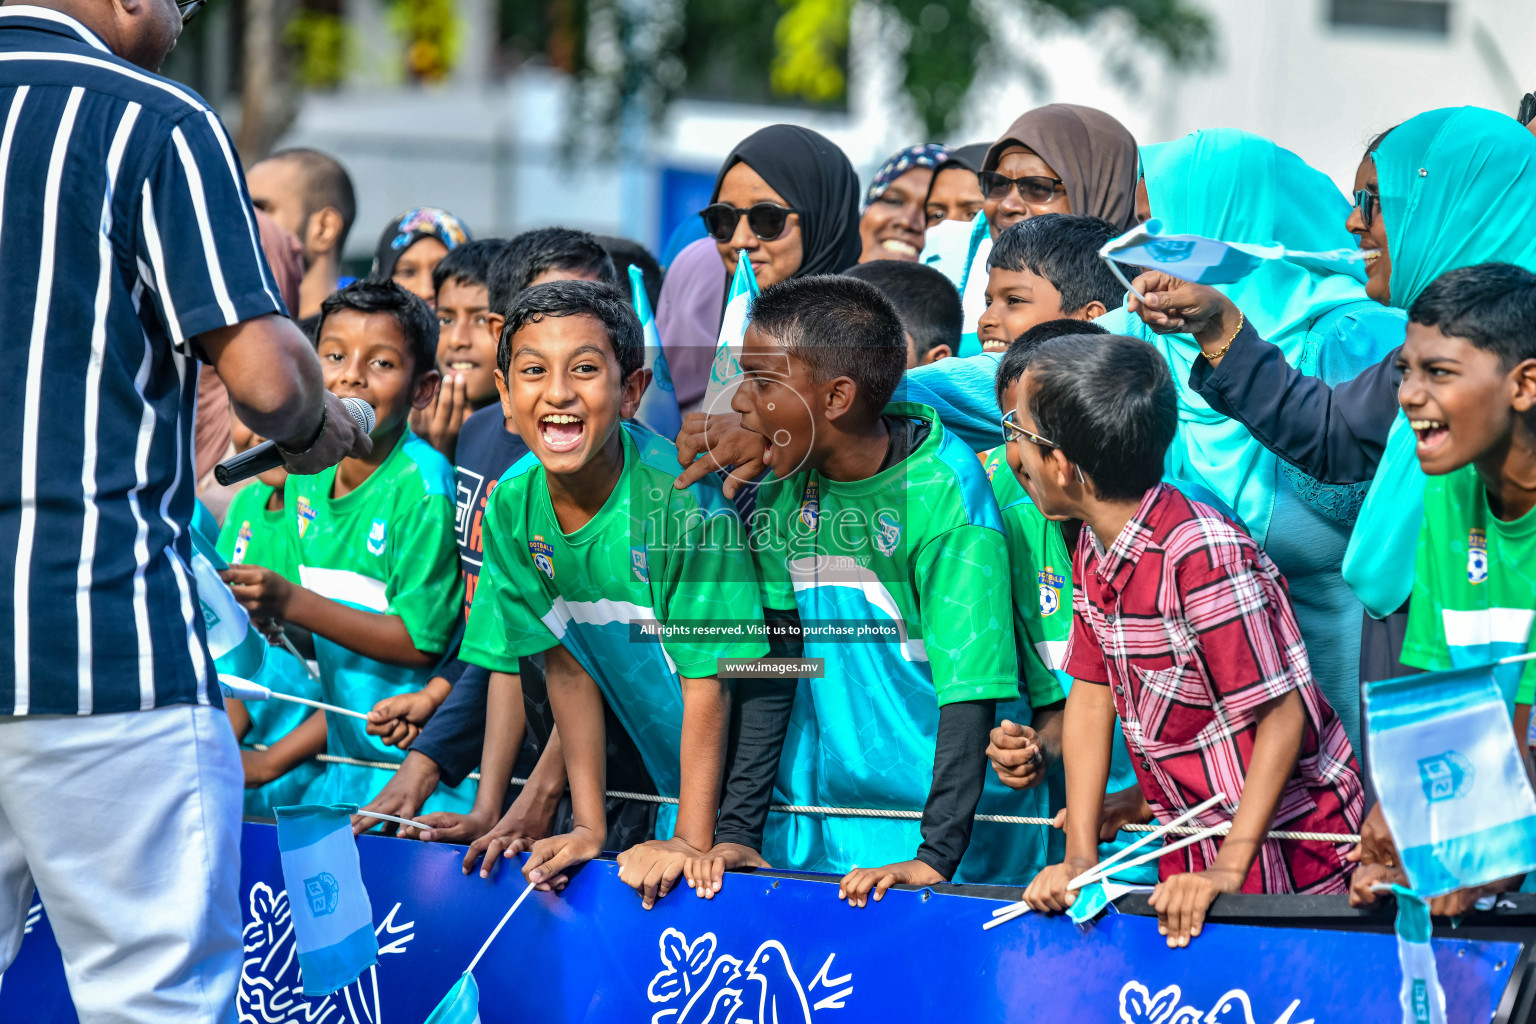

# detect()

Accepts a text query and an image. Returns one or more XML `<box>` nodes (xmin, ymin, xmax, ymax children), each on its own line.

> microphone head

<box><xmin>340</xmin><ymin>396</ymin><xmax>376</xmax><ymax>435</ymax></box>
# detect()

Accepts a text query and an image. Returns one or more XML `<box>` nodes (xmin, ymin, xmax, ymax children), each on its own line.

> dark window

<box><xmin>1329</xmin><ymin>0</ymin><xmax>1450</xmax><ymax>35</ymax></box>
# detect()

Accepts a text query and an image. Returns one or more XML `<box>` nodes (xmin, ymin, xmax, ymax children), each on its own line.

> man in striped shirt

<box><xmin>0</xmin><ymin>2</ymin><xmax>369</xmax><ymax>1020</ymax></box>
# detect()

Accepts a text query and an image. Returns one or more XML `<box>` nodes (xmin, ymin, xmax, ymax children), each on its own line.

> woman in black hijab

<box><xmin>698</xmin><ymin>124</ymin><xmax>861</xmax><ymax>288</ymax></box>
<box><xmin>923</xmin><ymin>142</ymin><xmax>990</xmax><ymax>227</ymax></box>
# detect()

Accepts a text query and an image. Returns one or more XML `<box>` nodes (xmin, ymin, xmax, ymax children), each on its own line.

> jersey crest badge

<box><xmin>1468</xmin><ymin>528</ymin><xmax>1488</xmax><ymax>585</ymax></box>
<box><xmin>530</xmin><ymin>535</ymin><xmax>556</xmax><ymax>580</ymax></box>
<box><xmin>367</xmin><ymin>518</ymin><xmax>387</xmax><ymax>556</ymax></box>
<box><xmin>799</xmin><ymin>479</ymin><xmax>820</xmax><ymax>530</ymax></box>
<box><xmin>873</xmin><ymin>511</ymin><xmax>902</xmax><ymax>556</ymax></box>
<box><xmin>1038</xmin><ymin>566</ymin><xmax>1065</xmax><ymax>617</ymax></box>
<box><xmin>231</xmin><ymin>521</ymin><xmax>252</xmax><ymax>565</ymax></box>
<box><xmin>296</xmin><ymin>496</ymin><xmax>316</xmax><ymax>538</ymax></box>
<box><xmin>631</xmin><ymin>546</ymin><xmax>649</xmax><ymax>583</ymax></box>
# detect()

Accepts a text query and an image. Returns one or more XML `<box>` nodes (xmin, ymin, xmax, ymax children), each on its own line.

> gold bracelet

<box><xmin>1203</xmin><ymin>310</ymin><xmax>1245</xmax><ymax>361</ymax></box>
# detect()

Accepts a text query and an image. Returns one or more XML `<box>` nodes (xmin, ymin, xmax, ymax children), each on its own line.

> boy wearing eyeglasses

<box><xmin>1012</xmin><ymin>333</ymin><xmax>1362</xmax><ymax>947</ymax></box>
<box><xmin>720</xmin><ymin>274</ymin><xmax>1020</xmax><ymax>905</ymax></box>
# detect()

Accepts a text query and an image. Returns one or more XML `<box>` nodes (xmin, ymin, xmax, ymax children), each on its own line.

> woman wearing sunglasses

<box><xmin>923</xmin><ymin>143</ymin><xmax>991</xmax><ymax>228</ymax></box>
<box><xmin>979</xmin><ymin>104</ymin><xmax>1141</xmax><ymax>239</ymax></box>
<box><xmin>699</xmin><ymin>124</ymin><xmax>862</xmax><ymax>289</ymax></box>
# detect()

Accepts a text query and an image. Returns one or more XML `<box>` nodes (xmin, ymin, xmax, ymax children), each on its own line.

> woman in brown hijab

<box><xmin>979</xmin><ymin>103</ymin><xmax>1140</xmax><ymax>237</ymax></box>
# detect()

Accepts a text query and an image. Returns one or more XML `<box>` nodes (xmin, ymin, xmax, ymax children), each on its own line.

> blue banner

<box><xmin>2</xmin><ymin>822</ymin><xmax>1523</xmax><ymax>1023</ymax></box>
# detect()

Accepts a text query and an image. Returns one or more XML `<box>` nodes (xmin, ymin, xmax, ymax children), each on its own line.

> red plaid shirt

<box><xmin>1064</xmin><ymin>484</ymin><xmax>1363</xmax><ymax>893</ymax></box>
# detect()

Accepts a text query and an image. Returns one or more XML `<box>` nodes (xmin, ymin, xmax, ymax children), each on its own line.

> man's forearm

<box><xmin>676</xmin><ymin>675</ymin><xmax>730</xmax><ymax>850</ymax></box>
<box><xmin>285</xmin><ymin>589</ymin><xmax>435</xmax><ymax>667</ymax></box>
<box><xmin>1215</xmin><ymin>690</ymin><xmax>1304</xmax><ymax>880</ymax></box>
<box><xmin>1063</xmin><ymin>683</ymin><xmax>1116</xmax><ymax>862</ymax></box>
<box><xmin>473</xmin><ymin>671</ymin><xmax>526</xmax><ymax>816</ymax></box>
<box><xmin>200</xmin><ymin>315</ymin><xmax>326</xmax><ymax>446</ymax></box>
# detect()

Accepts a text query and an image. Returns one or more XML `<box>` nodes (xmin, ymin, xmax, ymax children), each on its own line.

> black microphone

<box><xmin>214</xmin><ymin>396</ymin><xmax>375</xmax><ymax>486</ymax></box>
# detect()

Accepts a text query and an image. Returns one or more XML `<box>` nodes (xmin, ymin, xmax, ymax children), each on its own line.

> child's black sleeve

<box><xmin>411</xmin><ymin>663</ymin><xmax>490</xmax><ymax>787</ymax></box>
<box><xmin>712</xmin><ymin>608</ymin><xmax>801</xmax><ymax>850</ymax></box>
<box><xmin>916</xmin><ymin>699</ymin><xmax>997</xmax><ymax>879</ymax></box>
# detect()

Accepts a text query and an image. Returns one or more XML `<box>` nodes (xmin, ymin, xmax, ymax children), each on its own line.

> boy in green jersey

<box><xmin>726</xmin><ymin>274</ymin><xmax>1020</xmax><ymax>905</ymax></box>
<box><xmin>221</xmin><ymin>280</ymin><xmax>471</xmax><ymax>814</ymax></box>
<box><xmin>460</xmin><ymin>280</ymin><xmax>767</xmax><ymax>906</ymax></box>
<box><xmin>1354</xmin><ymin>264</ymin><xmax>1536</xmax><ymax>910</ymax></box>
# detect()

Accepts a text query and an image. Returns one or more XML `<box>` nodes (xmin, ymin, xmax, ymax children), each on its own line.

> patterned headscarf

<box><xmin>370</xmin><ymin>207</ymin><xmax>472</xmax><ymax>279</ymax></box>
<box><xmin>862</xmin><ymin>143</ymin><xmax>950</xmax><ymax>211</ymax></box>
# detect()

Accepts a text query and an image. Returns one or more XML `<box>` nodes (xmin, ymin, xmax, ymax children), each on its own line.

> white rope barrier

<box><xmin>284</xmin><ymin>750</ymin><xmax>1360</xmax><ymax>843</ymax></box>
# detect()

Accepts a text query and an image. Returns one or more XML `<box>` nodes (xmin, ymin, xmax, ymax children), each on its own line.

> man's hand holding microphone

<box><xmin>215</xmin><ymin>391</ymin><xmax>374</xmax><ymax>485</ymax></box>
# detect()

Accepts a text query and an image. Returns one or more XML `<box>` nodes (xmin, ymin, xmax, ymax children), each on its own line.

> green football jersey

<box><xmin>753</xmin><ymin>403</ymin><xmax>1018</xmax><ymax>875</ymax></box>
<box><xmin>461</xmin><ymin>423</ymin><xmax>769</xmax><ymax>825</ymax></box>
<box><xmin>218</xmin><ymin>481</ymin><xmax>291</xmax><ymax>576</ymax></box>
<box><xmin>284</xmin><ymin>431</ymin><xmax>473</xmax><ymax>814</ymax></box>
<box><xmin>1403</xmin><ymin>464</ymin><xmax>1536</xmax><ymax>710</ymax></box>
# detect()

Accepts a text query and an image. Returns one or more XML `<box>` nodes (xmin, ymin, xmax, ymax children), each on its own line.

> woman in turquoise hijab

<box><xmin>1099</xmin><ymin>128</ymin><xmax>1406</xmax><ymax>753</ymax></box>
<box><xmin>1129</xmin><ymin>108</ymin><xmax>1536</xmax><ymax>693</ymax></box>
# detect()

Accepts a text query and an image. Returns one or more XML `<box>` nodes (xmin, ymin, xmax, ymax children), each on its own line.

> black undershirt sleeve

<box><xmin>915</xmin><ymin>699</ymin><xmax>997</xmax><ymax>879</ymax></box>
<box><xmin>711</xmin><ymin>607</ymin><xmax>803</xmax><ymax>850</ymax></box>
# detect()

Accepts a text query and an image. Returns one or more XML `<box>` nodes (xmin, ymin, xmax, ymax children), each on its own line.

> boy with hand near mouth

<box><xmin>977</xmin><ymin>214</ymin><xmax>1130</xmax><ymax>353</ymax></box>
<box><xmin>1015</xmin><ymin>334</ymin><xmax>1362</xmax><ymax>947</ymax></box>
<box><xmin>221</xmin><ymin>281</ymin><xmax>473</xmax><ymax>814</ymax></box>
<box><xmin>460</xmin><ymin>281</ymin><xmax>767</xmax><ymax>905</ymax></box>
<box><xmin>1351</xmin><ymin>263</ymin><xmax>1536</xmax><ymax>912</ymax></box>
<box><xmin>411</xmin><ymin>238</ymin><xmax>513</xmax><ymax>459</ymax></box>
<box><xmin>725</xmin><ymin>275</ymin><xmax>1020</xmax><ymax>905</ymax></box>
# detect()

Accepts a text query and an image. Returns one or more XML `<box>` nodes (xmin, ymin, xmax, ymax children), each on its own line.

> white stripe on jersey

<box><xmin>128</xmin><ymin>315</ymin><xmax>157</xmax><ymax>709</ymax></box>
<box><xmin>0</xmin><ymin>85</ymin><xmax>28</xmax><ymax>713</ymax></box>
<box><xmin>170</xmin><ymin>126</ymin><xmax>236</xmax><ymax>324</ymax></box>
<box><xmin>13</xmin><ymin>86</ymin><xmax>81</xmax><ymax>715</ymax></box>
<box><xmin>1035</xmin><ymin>639</ymin><xmax>1068</xmax><ymax>672</ymax></box>
<box><xmin>299</xmin><ymin>566</ymin><xmax>390</xmax><ymax>613</ymax></box>
<box><xmin>157</xmin><ymin>350</ymin><xmax>210</xmax><ymax>705</ymax></box>
<box><xmin>201</xmin><ymin>110</ymin><xmax>281</xmax><ymax>312</ymax></box>
<box><xmin>1442</xmin><ymin>607</ymin><xmax>1536</xmax><ymax>648</ymax></box>
<box><xmin>0</xmin><ymin>8</ymin><xmax>110</xmax><ymax>51</ymax></box>
<box><xmin>785</xmin><ymin>557</ymin><xmax>928</xmax><ymax>662</ymax></box>
<box><xmin>138</xmin><ymin>185</ymin><xmax>181</xmax><ymax>341</ymax></box>
<box><xmin>0</xmin><ymin>50</ymin><xmax>208</xmax><ymax>113</ymax></box>
<box><xmin>76</xmin><ymin>101</ymin><xmax>141</xmax><ymax>714</ymax></box>
<box><xmin>539</xmin><ymin>597</ymin><xmax>679</xmax><ymax>674</ymax></box>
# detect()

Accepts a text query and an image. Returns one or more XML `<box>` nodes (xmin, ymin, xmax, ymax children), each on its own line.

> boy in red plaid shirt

<box><xmin>1013</xmin><ymin>334</ymin><xmax>1363</xmax><ymax>947</ymax></box>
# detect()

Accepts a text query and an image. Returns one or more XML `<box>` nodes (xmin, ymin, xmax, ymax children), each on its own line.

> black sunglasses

<box><xmin>698</xmin><ymin>202</ymin><xmax>800</xmax><ymax>243</ymax></box>
<box><xmin>978</xmin><ymin>171</ymin><xmax>1065</xmax><ymax>204</ymax></box>
<box><xmin>178</xmin><ymin>0</ymin><xmax>206</xmax><ymax>25</ymax></box>
<box><xmin>1353</xmin><ymin>187</ymin><xmax>1378</xmax><ymax>230</ymax></box>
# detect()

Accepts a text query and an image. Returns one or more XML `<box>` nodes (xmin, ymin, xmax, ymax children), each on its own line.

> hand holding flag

<box><xmin>701</xmin><ymin>251</ymin><xmax>759</xmax><ymax>413</ymax></box>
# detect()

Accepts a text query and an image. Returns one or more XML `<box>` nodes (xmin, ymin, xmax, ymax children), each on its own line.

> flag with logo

<box><xmin>629</xmin><ymin>264</ymin><xmax>682</xmax><ymax>439</ymax></box>
<box><xmin>1366</xmin><ymin>661</ymin><xmax>1536</xmax><ymax>896</ymax></box>
<box><xmin>274</xmin><ymin>804</ymin><xmax>378</xmax><ymax>995</ymax></box>
<box><xmin>920</xmin><ymin>215</ymin><xmax>991</xmax><ymax>356</ymax></box>
<box><xmin>701</xmin><ymin>250</ymin><xmax>759</xmax><ymax>412</ymax></box>
<box><xmin>1391</xmin><ymin>885</ymin><xmax>1448</xmax><ymax>1024</ymax></box>
<box><xmin>1099</xmin><ymin>218</ymin><xmax>1364</xmax><ymax>288</ymax></box>
<box><xmin>189</xmin><ymin>529</ymin><xmax>267</xmax><ymax>680</ymax></box>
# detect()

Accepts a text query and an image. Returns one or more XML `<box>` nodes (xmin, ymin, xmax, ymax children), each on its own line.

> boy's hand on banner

<box><xmin>1346</xmin><ymin>804</ymin><xmax>1406</xmax><ymax>906</ymax></box>
<box><xmin>685</xmin><ymin>842</ymin><xmax>771</xmax><ymax>899</ymax></box>
<box><xmin>838</xmin><ymin>859</ymin><xmax>945</xmax><ymax>908</ymax></box>
<box><xmin>1024</xmin><ymin>857</ymin><xmax>1095</xmax><ymax>913</ymax></box>
<box><xmin>1148</xmin><ymin>867</ymin><xmax>1243</xmax><ymax>947</ymax></box>
<box><xmin>1126</xmin><ymin>272</ymin><xmax>1236</xmax><ymax>342</ymax></box>
<box><xmin>986</xmin><ymin>719</ymin><xmax>1046</xmax><ymax>789</ymax></box>
<box><xmin>353</xmin><ymin>752</ymin><xmax>441</xmax><ymax>836</ymax></box>
<box><xmin>458</xmin><ymin>786</ymin><xmax>561</xmax><ymax>879</ymax></box>
<box><xmin>412</xmin><ymin>806</ymin><xmax>495</xmax><ymax>851</ymax></box>
<box><xmin>1348</xmin><ymin>861</ymin><xmax>1407</xmax><ymax>907</ymax></box>
<box><xmin>524</xmin><ymin>825</ymin><xmax>604</xmax><ymax>893</ymax></box>
<box><xmin>618</xmin><ymin>837</ymin><xmax>706</xmax><ymax>909</ymax></box>
<box><xmin>674</xmin><ymin>412</ymin><xmax>772</xmax><ymax>498</ymax></box>
<box><xmin>220</xmin><ymin>565</ymin><xmax>294</xmax><ymax>622</ymax></box>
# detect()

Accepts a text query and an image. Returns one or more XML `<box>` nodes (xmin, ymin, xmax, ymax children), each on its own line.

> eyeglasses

<box><xmin>177</xmin><ymin>0</ymin><xmax>205</xmax><ymax>24</ymax></box>
<box><xmin>1353</xmin><ymin>187</ymin><xmax>1378</xmax><ymax>230</ymax></box>
<box><xmin>698</xmin><ymin>202</ymin><xmax>800</xmax><ymax>243</ymax></box>
<box><xmin>1002</xmin><ymin>409</ymin><xmax>1058</xmax><ymax>449</ymax></box>
<box><xmin>978</xmin><ymin>171</ymin><xmax>1065</xmax><ymax>205</ymax></box>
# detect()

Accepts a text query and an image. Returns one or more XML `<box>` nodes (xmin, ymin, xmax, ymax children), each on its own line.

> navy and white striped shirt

<box><xmin>0</xmin><ymin>8</ymin><xmax>283</xmax><ymax>716</ymax></box>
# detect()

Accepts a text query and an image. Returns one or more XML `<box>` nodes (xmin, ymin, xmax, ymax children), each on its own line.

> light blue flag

<box><xmin>1391</xmin><ymin>885</ymin><xmax>1448</xmax><ymax>1024</ymax></box>
<box><xmin>1100</xmin><ymin>218</ymin><xmax>1364</xmax><ymax>289</ymax></box>
<box><xmin>630</xmin><ymin>264</ymin><xmax>682</xmax><ymax>439</ymax></box>
<box><xmin>1366</xmin><ymin>660</ymin><xmax>1536</xmax><ymax>897</ymax></box>
<box><xmin>189</xmin><ymin>529</ymin><xmax>268</xmax><ymax>680</ymax></box>
<box><xmin>920</xmin><ymin>215</ymin><xmax>990</xmax><ymax>356</ymax></box>
<box><xmin>425</xmin><ymin>973</ymin><xmax>481</xmax><ymax>1024</ymax></box>
<box><xmin>701</xmin><ymin>251</ymin><xmax>759</xmax><ymax>413</ymax></box>
<box><xmin>274</xmin><ymin>804</ymin><xmax>378</xmax><ymax>995</ymax></box>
